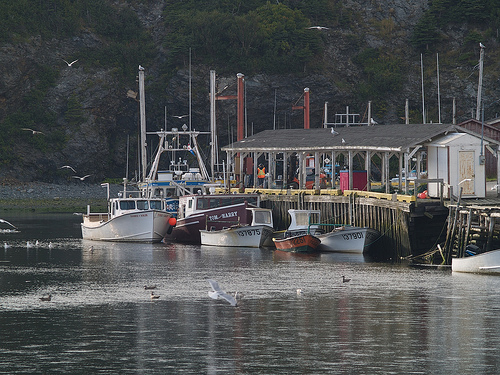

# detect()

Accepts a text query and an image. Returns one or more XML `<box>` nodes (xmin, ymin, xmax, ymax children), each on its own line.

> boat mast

<box><xmin>138</xmin><ymin>65</ymin><xmax>147</xmax><ymax>181</ymax></box>
<box><xmin>210</xmin><ymin>70</ymin><xmax>217</xmax><ymax>181</ymax></box>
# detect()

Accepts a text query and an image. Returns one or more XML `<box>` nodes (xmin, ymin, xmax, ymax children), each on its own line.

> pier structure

<box><xmin>220</xmin><ymin>123</ymin><xmax>500</xmax><ymax>259</ymax></box>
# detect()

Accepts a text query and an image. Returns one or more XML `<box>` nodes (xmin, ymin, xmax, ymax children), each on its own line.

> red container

<box><xmin>339</xmin><ymin>170</ymin><xmax>367</xmax><ymax>192</ymax></box>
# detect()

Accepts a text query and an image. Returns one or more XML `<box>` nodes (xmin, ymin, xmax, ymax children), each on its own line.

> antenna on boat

<box><xmin>437</xmin><ymin>53</ymin><xmax>441</xmax><ymax>123</ymax></box>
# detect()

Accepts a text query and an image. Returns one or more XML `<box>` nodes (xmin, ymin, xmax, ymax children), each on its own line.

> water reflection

<box><xmin>1</xmin><ymin>214</ymin><xmax>500</xmax><ymax>373</ymax></box>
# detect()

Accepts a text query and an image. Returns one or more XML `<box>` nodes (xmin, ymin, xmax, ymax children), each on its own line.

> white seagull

<box><xmin>331</xmin><ymin>128</ymin><xmax>339</xmax><ymax>135</ymax></box>
<box><xmin>59</xmin><ymin>165</ymin><xmax>77</xmax><ymax>173</ymax></box>
<box><xmin>341</xmin><ymin>138</ymin><xmax>346</xmax><ymax>144</ymax></box>
<box><xmin>207</xmin><ymin>279</ymin><xmax>237</xmax><ymax>306</ymax></box>
<box><xmin>63</xmin><ymin>59</ymin><xmax>78</xmax><ymax>67</ymax></box>
<box><xmin>370</xmin><ymin>118</ymin><xmax>378</xmax><ymax>125</ymax></box>
<box><xmin>72</xmin><ymin>174</ymin><xmax>92</xmax><ymax>181</ymax></box>
<box><xmin>306</xmin><ymin>26</ymin><xmax>329</xmax><ymax>30</ymax></box>
<box><xmin>172</xmin><ymin>114</ymin><xmax>189</xmax><ymax>119</ymax></box>
<box><xmin>480</xmin><ymin>42</ymin><xmax>486</xmax><ymax>48</ymax></box>
<box><xmin>22</xmin><ymin>128</ymin><xmax>44</xmax><ymax>135</ymax></box>
<box><xmin>0</xmin><ymin>218</ymin><xmax>18</xmax><ymax>230</ymax></box>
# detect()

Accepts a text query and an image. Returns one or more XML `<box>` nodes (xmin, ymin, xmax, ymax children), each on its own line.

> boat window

<box><xmin>137</xmin><ymin>200</ymin><xmax>149</xmax><ymax>210</ymax></box>
<box><xmin>196</xmin><ymin>198</ymin><xmax>207</xmax><ymax>209</ymax></box>
<box><xmin>120</xmin><ymin>201</ymin><xmax>136</xmax><ymax>210</ymax></box>
<box><xmin>254</xmin><ymin>210</ymin><xmax>272</xmax><ymax>224</ymax></box>
<box><xmin>188</xmin><ymin>199</ymin><xmax>193</xmax><ymax>209</ymax></box>
<box><xmin>295</xmin><ymin>212</ymin><xmax>319</xmax><ymax>226</ymax></box>
<box><xmin>150</xmin><ymin>200</ymin><xmax>163</xmax><ymax>210</ymax></box>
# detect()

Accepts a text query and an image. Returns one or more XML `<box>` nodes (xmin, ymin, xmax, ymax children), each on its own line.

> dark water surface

<box><xmin>1</xmin><ymin>214</ymin><xmax>499</xmax><ymax>374</ymax></box>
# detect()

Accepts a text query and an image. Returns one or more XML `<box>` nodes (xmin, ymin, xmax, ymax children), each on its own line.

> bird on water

<box><xmin>39</xmin><ymin>294</ymin><xmax>52</xmax><ymax>302</ymax></box>
<box><xmin>342</xmin><ymin>275</ymin><xmax>351</xmax><ymax>283</ymax></box>
<box><xmin>150</xmin><ymin>292</ymin><xmax>160</xmax><ymax>300</ymax></box>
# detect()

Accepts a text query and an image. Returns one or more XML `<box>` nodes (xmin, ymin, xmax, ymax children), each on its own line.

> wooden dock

<box><xmin>218</xmin><ymin>187</ymin><xmax>449</xmax><ymax>259</ymax></box>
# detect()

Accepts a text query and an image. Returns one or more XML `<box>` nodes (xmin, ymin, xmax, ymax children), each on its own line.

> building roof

<box><xmin>222</xmin><ymin>124</ymin><xmax>463</xmax><ymax>153</ymax></box>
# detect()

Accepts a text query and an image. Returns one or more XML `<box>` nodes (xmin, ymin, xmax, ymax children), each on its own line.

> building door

<box><xmin>459</xmin><ymin>151</ymin><xmax>475</xmax><ymax>195</ymax></box>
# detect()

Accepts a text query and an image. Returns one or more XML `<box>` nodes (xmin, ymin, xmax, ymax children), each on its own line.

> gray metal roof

<box><xmin>222</xmin><ymin>124</ymin><xmax>462</xmax><ymax>153</ymax></box>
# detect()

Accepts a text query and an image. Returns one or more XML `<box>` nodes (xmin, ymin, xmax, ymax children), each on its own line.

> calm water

<box><xmin>0</xmin><ymin>214</ymin><xmax>499</xmax><ymax>374</ymax></box>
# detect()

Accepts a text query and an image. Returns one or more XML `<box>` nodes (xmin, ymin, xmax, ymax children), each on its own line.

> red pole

<box><xmin>237</xmin><ymin>73</ymin><xmax>245</xmax><ymax>141</ymax></box>
<box><xmin>304</xmin><ymin>87</ymin><xmax>310</xmax><ymax>129</ymax></box>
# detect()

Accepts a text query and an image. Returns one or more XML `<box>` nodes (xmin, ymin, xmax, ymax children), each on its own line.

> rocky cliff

<box><xmin>0</xmin><ymin>0</ymin><xmax>497</xmax><ymax>182</ymax></box>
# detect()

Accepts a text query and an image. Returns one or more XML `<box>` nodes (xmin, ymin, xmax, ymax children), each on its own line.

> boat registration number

<box><xmin>341</xmin><ymin>232</ymin><xmax>363</xmax><ymax>240</ymax></box>
<box><xmin>237</xmin><ymin>229</ymin><xmax>261</xmax><ymax>236</ymax></box>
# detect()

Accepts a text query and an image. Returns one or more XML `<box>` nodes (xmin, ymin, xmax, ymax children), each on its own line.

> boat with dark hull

<box><xmin>164</xmin><ymin>193</ymin><xmax>261</xmax><ymax>244</ymax></box>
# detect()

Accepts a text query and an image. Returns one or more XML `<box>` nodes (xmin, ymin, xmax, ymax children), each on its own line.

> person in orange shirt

<box><xmin>257</xmin><ymin>164</ymin><xmax>266</xmax><ymax>187</ymax></box>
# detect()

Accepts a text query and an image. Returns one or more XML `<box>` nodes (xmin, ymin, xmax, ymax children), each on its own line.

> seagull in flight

<box><xmin>172</xmin><ymin>114</ymin><xmax>189</xmax><ymax>119</ymax></box>
<box><xmin>63</xmin><ymin>59</ymin><xmax>78</xmax><ymax>67</ymax></box>
<box><xmin>22</xmin><ymin>128</ymin><xmax>44</xmax><ymax>135</ymax></box>
<box><xmin>207</xmin><ymin>279</ymin><xmax>237</xmax><ymax>306</ymax></box>
<box><xmin>0</xmin><ymin>218</ymin><xmax>17</xmax><ymax>230</ymax></box>
<box><xmin>72</xmin><ymin>174</ymin><xmax>92</xmax><ymax>181</ymax></box>
<box><xmin>306</xmin><ymin>26</ymin><xmax>329</xmax><ymax>30</ymax></box>
<box><xmin>59</xmin><ymin>165</ymin><xmax>77</xmax><ymax>173</ymax></box>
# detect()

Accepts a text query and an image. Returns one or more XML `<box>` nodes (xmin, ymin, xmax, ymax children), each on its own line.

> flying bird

<box><xmin>207</xmin><ymin>279</ymin><xmax>237</xmax><ymax>306</ymax></box>
<box><xmin>63</xmin><ymin>59</ymin><xmax>78</xmax><ymax>67</ymax></box>
<box><xmin>59</xmin><ymin>165</ymin><xmax>77</xmax><ymax>173</ymax></box>
<box><xmin>306</xmin><ymin>26</ymin><xmax>329</xmax><ymax>30</ymax></box>
<box><xmin>172</xmin><ymin>114</ymin><xmax>189</xmax><ymax>119</ymax></box>
<box><xmin>72</xmin><ymin>174</ymin><xmax>92</xmax><ymax>181</ymax></box>
<box><xmin>0</xmin><ymin>218</ymin><xmax>18</xmax><ymax>230</ymax></box>
<box><xmin>342</xmin><ymin>275</ymin><xmax>351</xmax><ymax>283</ymax></box>
<box><xmin>22</xmin><ymin>128</ymin><xmax>44</xmax><ymax>135</ymax></box>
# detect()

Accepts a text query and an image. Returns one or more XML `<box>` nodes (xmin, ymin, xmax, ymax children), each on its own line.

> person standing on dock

<box><xmin>257</xmin><ymin>164</ymin><xmax>266</xmax><ymax>187</ymax></box>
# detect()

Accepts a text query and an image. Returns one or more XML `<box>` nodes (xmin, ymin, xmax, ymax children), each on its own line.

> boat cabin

<box><xmin>177</xmin><ymin>194</ymin><xmax>260</xmax><ymax>220</ymax></box>
<box><xmin>109</xmin><ymin>197</ymin><xmax>165</xmax><ymax>218</ymax></box>
<box><xmin>285</xmin><ymin>209</ymin><xmax>322</xmax><ymax>237</ymax></box>
<box><xmin>247</xmin><ymin>207</ymin><xmax>274</xmax><ymax>227</ymax></box>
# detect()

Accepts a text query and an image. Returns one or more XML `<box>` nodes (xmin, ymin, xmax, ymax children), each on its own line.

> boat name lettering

<box><xmin>342</xmin><ymin>232</ymin><xmax>364</xmax><ymax>240</ymax></box>
<box><xmin>131</xmin><ymin>214</ymin><xmax>148</xmax><ymax>218</ymax></box>
<box><xmin>237</xmin><ymin>229</ymin><xmax>261</xmax><ymax>237</ymax></box>
<box><xmin>291</xmin><ymin>237</ymin><xmax>305</xmax><ymax>245</ymax></box>
<box><xmin>207</xmin><ymin>211</ymin><xmax>237</xmax><ymax>221</ymax></box>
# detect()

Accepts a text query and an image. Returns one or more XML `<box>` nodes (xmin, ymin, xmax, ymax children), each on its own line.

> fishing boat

<box><xmin>273</xmin><ymin>233</ymin><xmax>321</xmax><ymax>253</ymax></box>
<box><xmin>272</xmin><ymin>210</ymin><xmax>321</xmax><ymax>253</ymax></box>
<box><xmin>317</xmin><ymin>226</ymin><xmax>380</xmax><ymax>253</ymax></box>
<box><xmin>452</xmin><ymin>248</ymin><xmax>500</xmax><ymax>274</ymax></box>
<box><xmin>164</xmin><ymin>193</ymin><xmax>262</xmax><ymax>244</ymax></box>
<box><xmin>81</xmin><ymin>184</ymin><xmax>173</xmax><ymax>243</ymax></box>
<box><xmin>200</xmin><ymin>208</ymin><xmax>274</xmax><ymax>248</ymax></box>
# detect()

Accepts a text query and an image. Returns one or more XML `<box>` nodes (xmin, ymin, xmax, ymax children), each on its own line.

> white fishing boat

<box><xmin>81</xmin><ymin>184</ymin><xmax>173</xmax><ymax>243</ymax></box>
<box><xmin>452</xmin><ymin>249</ymin><xmax>500</xmax><ymax>274</ymax></box>
<box><xmin>317</xmin><ymin>226</ymin><xmax>380</xmax><ymax>254</ymax></box>
<box><xmin>200</xmin><ymin>207</ymin><xmax>274</xmax><ymax>248</ymax></box>
<box><xmin>281</xmin><ymin>209</ymin><xmax>323</xmax><ymax>238</ymax></box>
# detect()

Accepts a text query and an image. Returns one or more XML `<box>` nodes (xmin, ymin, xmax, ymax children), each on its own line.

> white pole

<box><xmin>367</xmin><ymin>101</ymin><xmax>372</xmax><ymax>126</ymax></box>
<box><xmin>138</xmin><ymin>66</ymin><xmax>147</xmax><ymax>181</ymax></box>
<box><xmin>421</xmin><ymin>54</ymin><xmax>426</xmax><ymax>124</ymax></box>
<box><xmin>437</xmin><ymin>53</ymin><xmax>441</xmax><ymax>123</ymax></box>
<box><xmin>476</xmin><ymin>43</ymin><xmax>485</xmax><ymax>121</ymax></box>
<box><xmin>273</xmin><ymin>89</ymin><xmax>277</xmax><ymax>130</ymax></box>
<box><xmin>189</xmin><ymin>48</ymin><xmax>192</xmax><ymax>131</ymax></box>
<box><xmin>324</xmin><ymin>101</ymin><xmax>328</xmax><ymax>128</ymax></box>
<box><xmin>453</xmin><ymin>97</ymin><xmax>456</xmax><ymax>124</ymax></box>
<box><xmin>405</xmin><ymin>99</ymin><xmax>409</xmax><ymax>124</ymax></box>
<box><xmin>210</xmin><ymin>70</ymin><xmax>216</xmax><ymax>181</ymax></box>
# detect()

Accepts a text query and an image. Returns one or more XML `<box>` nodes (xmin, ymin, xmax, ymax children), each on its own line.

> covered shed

<box><xmin>221</xmin><ymin>124</ymin><xmax>500</xmax><ymax>198</ymax></box>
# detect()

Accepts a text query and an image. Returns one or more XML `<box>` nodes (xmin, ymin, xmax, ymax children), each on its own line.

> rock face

<box><xmin>0</xmin><ymin>1</ymin><xmax>495</xmax><ymax>182</ymax></box>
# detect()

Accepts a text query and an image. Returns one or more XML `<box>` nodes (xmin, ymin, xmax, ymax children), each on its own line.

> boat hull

<box><xmin>273</xmin><ymin>234</ymin><xmax>321</xmax><ymax>253</ymax></box>
<box><xmin>200</xmin><ymin>225</ymin><xmax>274</xmax><ymax>248</ymax></box>
<box><xmin>452</xmin><ymin>249</ymin><xmax>500</xmax><ymax>274</ymax></box>
<box><xmin>317</xmin><ymin>227</ymin><xmax>380</xmax><ymax>253</ymax></box>
<box><xmin>81</xmin><ymin>210</ymin><xmax>170</xmax><ymax>243</ymax></box>
<box><xmin>165</xmin><ymin>201</ymin><xmax>255</xmax><ymax>244</ymax></box>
